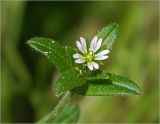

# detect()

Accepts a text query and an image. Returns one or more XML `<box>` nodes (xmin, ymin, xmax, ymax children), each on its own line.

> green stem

<box><xmin>38</xmin><ymin>91</ymin><xmax>71</xmax><ymax>123</ymax></box>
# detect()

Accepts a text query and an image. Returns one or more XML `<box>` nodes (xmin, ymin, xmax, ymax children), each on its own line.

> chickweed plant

<box><xmin>27</xmin><ymin>23</ymin><xmax>141</xmax><ymax>123</ymax></box>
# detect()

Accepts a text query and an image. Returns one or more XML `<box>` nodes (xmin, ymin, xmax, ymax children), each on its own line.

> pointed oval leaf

<box><xmin>56</xmin><ymin>69</ymin><xmax>85</xmax><ymax>96</ymax></box>
<box><xmin>65</xmin><ymin>46</ymin><xmax>76</xmax><ymax>68</ymax></box>
<box><xmin>97</xmin><ymin>23</ymin><xmax>119</xmax><ymax>50</ymax></box>
<box><xmin>73</xmin><ymin>72</ymin><xmax>141</xmax><ymax>96</ymax></box>
<box><xmin>27</xmin><ymin>37</ymin><xmax>71</xmax><ymax>72</ymax></box>
<box><xmin>86</xmin><ymin>70</ymin><xmax>109</xmax><ymax>80</ymax></box>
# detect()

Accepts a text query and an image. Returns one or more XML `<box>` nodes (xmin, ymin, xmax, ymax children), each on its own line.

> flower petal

<box><xmin>95</xmin><ymin>55</ymin><xmax>109</xmax><ymax>60</ymax></box>
<box><xmin>75</xmin><ymin>58</ymin><xmax>85</xmax><ymax>63</ymax></box>
<box><xmin>76</xmin><ymin>41</ymin><xmax>85</xmax><ymax>53</ymax></box>
<box><xmin>96</xmin><ymin>49</ymin><xmax>110</xmax><ymax>57</ymax></box>
<box><xmin>80</xmin><ymin>37</ymin><xmax>87</xmax><ymax>53</ymax></box>
<box><xmin>91</xmin><ymin>62</ymin><xmax>99</xmax><ymax>69</ymax></box>
<box><xmin>90</xmin><ymin>36</ymin><xmax>98</xmax><ymax>51</ymax></box>
<box><xmin>87</xmin><ymin>62</ymin><xmax>94</xmax><ymax>71</ymax></box>
<box><xmin>93</xmin><ymin>38</ymin><xmax>102</xmax><ymax>52</ymax></box>
<box><xmin>73</xmin><ymin>53</ymin><xmax>83</xmax><ymax>59</ymax></box>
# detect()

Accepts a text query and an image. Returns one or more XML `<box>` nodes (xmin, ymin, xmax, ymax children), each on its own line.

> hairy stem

<box><xmin>38</xmin><ymin>91</ymin><xmax>71</xmax><ymax>123</ymax></box>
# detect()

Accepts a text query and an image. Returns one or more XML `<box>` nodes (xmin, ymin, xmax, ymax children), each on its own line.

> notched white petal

<box><xmin>93</xmin><ymin>38</ymin><xmax>102</xmax><ymax>52</ymax></box>
<box><xmin>80</xmin><ymin>37</ymin><xmax>87</xmax><ymax>53</ymax></box>
<box><xmin>73</xmin><ymin>53</ymin><xmax>83</xmax><ymax>59</ymax></box>
<box><xmin>87</xmin><ymin>62</ymin><xmax>94</xmax><ymax>71</ymax></box>
<box><xmin>96</xmin><ymin>49</ymin><xmax>110</xmax><ymax>57</ymax></box>
<box><xmin>95</xmin><ymin>55</ymin><xmax>109</xmax><ymax>60</ymax></box>
<box><xmin>75</xmin><ymin>58</ymin><xmax>85</xmax><ymax>63</ymax></box>
<box><xmin>90</xmin><ymin>36</ymin><xmax>98</xmax><ymax>51</ymax></box>
<box><xmin>80</xmin><ymin>37</ymin><xmax>86</xmax><ymax>45</ymax></box>
<box><xmin>91</xmin><ymin>62</ymin><xmax>99</xmax><ymax>69</ymax></box>
<box><xmin>76</xmin><ymin>41</ymin><xmax>84</xmax><ymax>53</ymax></box>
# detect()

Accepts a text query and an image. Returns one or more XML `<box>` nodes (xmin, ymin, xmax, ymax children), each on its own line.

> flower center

<box><xmin>84</xmin><ymin>50</ymin><xmax>94</xmax><ymax>62</ymax></box>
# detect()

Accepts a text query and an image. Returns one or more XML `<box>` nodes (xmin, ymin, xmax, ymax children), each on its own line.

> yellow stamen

<box><xmin>84</xmin><ymin>50</ymin><xmax>95</xmax><ymax>62</ymax></box>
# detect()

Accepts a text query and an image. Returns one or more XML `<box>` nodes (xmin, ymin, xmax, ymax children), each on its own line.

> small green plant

<box><xmin>27</xmin><ymin>23</ymin><xmax>141</xmax><ymax>123</ymax></box>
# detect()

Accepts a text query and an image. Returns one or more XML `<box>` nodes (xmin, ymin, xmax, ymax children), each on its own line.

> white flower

<box><xmin>73</xmin><ymin>35</ymin><xmax>110</xmax><ymax>71</ymax></box>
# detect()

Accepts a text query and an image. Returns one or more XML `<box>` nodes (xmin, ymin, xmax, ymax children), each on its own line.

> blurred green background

<box><xmin>1</xmin><ymin>1</ymin><xmax>159</xmax><ymax>123</ymax></box>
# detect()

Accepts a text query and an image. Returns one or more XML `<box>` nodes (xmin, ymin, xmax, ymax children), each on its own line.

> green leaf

<box><xmin>56</xmin><ymin>69</ymin><xmax>84</xmax><ymax>96</ymax></box>
<box><xmin>97</xmin><ymin>23</ymin><xmax>119</xmax><ymax>50</ymax></box>
<box><xmin>73</xmin><ymin>72</ymin><xmax>141</xmax><ymax>96</ymax></box>
<box><xmin>27</xmin><ymin>37</ymin><xmax>71</xmax><ymax>72</ymax></box>
<box><xmin>65</xmin><ymin>46</ymin><xmax>76</xmax><ymax>68</ymax></box>
<box><xmin>38</xmin><ymin>103</ymin><xmax>79</xmax><ymax>123</ymax></box>
<box><xmin>86</xmin><ymin>70</ymin><xmax>109</xmax><ymax>80</ymax></box>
